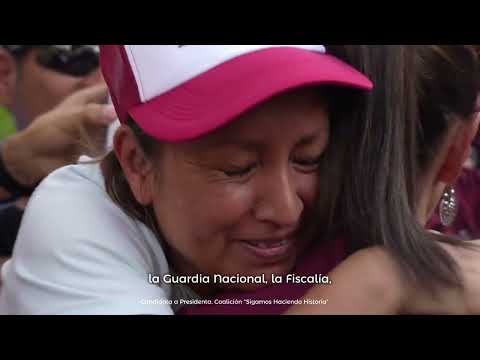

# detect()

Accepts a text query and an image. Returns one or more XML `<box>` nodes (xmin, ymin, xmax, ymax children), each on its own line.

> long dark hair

<box><xmin>319</xmin><ymin>45</ymin><xmax>480</xmax><ymax>293</ymax></box>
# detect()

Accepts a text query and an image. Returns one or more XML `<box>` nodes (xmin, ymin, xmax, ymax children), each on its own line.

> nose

<box><xmin>254</xmin><ymin>168</ymin><xmax>304</xmax><ymax>228</ymax></box>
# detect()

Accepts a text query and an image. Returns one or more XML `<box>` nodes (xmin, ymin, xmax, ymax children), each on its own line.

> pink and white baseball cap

<box><xmin>100</xmin><ymin>45</ymin><xmax>373</xmax><ymax>142</ymax></box>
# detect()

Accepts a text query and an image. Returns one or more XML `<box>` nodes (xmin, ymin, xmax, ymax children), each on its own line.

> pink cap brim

<box><xmin>129</xmin><ymin>47</ymin><xmax>373</xmax><ymax>142</ymax></box>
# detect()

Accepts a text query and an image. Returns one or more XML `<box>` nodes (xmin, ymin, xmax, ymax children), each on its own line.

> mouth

<box><xmin>240</xmin><ymin>237</ymin><xmax>295</xmax><ymax>260</ymax></box>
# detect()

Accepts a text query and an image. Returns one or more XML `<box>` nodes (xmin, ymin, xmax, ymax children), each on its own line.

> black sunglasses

<box><xmin>2</xmin><ymin>45</ymin><xmax>100</xmax><ymax>77</ymax></box>
<box><xmin>35</xmin><ymin>45</ymin><xmax>100</xmax><ymax>77</ymax></box>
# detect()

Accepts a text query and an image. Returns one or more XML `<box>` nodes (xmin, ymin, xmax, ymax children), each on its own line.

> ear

<box><xmin>113</xmin><ymin>125</ymin><xmax>156</xmax><ymax>206</ymax></box>
<box><xmin>437</xmin><ymin>115</ymin><xmax>480</xmax><ymax>184</ymax></box>
<box><xmin>0</xmin><ymin>48</ymin><xmax>17</xmax><ymax>106</ymax></box>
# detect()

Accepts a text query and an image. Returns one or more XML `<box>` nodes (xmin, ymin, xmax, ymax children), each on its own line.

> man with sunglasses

<box><xmin>0</xmin><ymin>45</ymin><xmax>117</xmax><ymax>269</ymax></box>
<box><xmin>1</xmin><ymin>45</ymin><xmax>104</xmax><ymax>130</ymax></box>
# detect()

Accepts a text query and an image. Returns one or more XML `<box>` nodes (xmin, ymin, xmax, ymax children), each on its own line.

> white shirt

<box><xmin>0</xmin><ymin>161</ymin><xmax>194</xmax><ymax>315</ymax></box>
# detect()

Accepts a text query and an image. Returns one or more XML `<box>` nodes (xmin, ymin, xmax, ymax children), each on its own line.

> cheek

<box><xmin>32</xmin><ymin>69</ymin><xmax>82</xmax><ymax>110</ymax></box>
<box><xmin>297</xmin><ymin>173</ymin><xmax>320</xmax><ymax>210</ymax></box>
<box><xmin>194</xmin><ymin>184</ymin><xmax>255</xmax><ymax>237</ymax></box>
<box><xmin>153</xmin><ymin>181</ymin><xmax>261</xmax><ymax>278</ymax></box>
<box><xmin>152</xmin><ymin>177</ymin><xmax>255</xmax><ymax>259</ymax></box>
<box><xmin>43</xmin><ymin>75</ymin><xmax>80</xmax><ymax>104</ymax></box>
<box><xmin>16</xmin><ymin>60</ymin><xmax>81</xmax><ymax>124</ymax></box>
<box><xmin>208</xmin><ymin>183</ymin><xmax>255</xmax><ymax>225</ymax></box>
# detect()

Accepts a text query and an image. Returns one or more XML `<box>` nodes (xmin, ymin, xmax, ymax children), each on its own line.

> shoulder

<box><xmin>0</xmin><ymin>162</ymin><xmax>173</xmax><ymax>315</ymax></box>
<box><xmin>20</xmin><ymin>162</ymin><xmax>162</xmax><ymax>267</ymax></box>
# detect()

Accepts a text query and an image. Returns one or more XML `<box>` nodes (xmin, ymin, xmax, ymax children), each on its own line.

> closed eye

<box><xmin>292</xmin><ymin>156</ymin><xmax>322</xmax><ymax>172</ymax></box>
<box><xmin>222</xmin><ymin>164</ymin><xmax>257</xmax><ymax>178</ymax></box>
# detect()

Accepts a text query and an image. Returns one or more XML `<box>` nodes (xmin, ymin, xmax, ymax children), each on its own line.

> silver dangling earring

<box><xmin>439</xmin><ymin>186</ymin><xmax>458</xmax><ymax>227</ymax></box>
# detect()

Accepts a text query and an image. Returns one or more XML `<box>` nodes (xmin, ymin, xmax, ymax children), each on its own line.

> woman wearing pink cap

<box><xmin>1</xmin><ymin>45</ymin><xmax>479</xmax><ymax>315</ymax></box>
<box><xmin>179</xmin><ymin>45</ymin><xmax>480</xmax><ymax>315</ymax></box>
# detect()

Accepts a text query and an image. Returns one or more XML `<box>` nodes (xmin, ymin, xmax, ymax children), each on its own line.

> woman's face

<box><xmin>152</xmin><ymin>88</ymin><xmax>330</xmax><ymax>292</ymax></box>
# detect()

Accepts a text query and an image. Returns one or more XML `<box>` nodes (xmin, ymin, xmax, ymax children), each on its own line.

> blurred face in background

<box><xmin>0</xmin><ymin>46</ymin><xmax>103</xmax><ymax>130</ymax></box>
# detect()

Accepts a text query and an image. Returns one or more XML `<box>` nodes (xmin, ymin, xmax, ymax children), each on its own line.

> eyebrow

<box><xmin>295</xmin><ymin>134</ymin><xmax>323</xmax><ymax>148</ymax></box>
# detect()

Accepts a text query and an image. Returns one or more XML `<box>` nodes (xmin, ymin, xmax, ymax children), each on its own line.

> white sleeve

<box><xmin>0</xmin><ymin>171</ymin><xmax>173</xmax><ymax>315</ymax></box>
